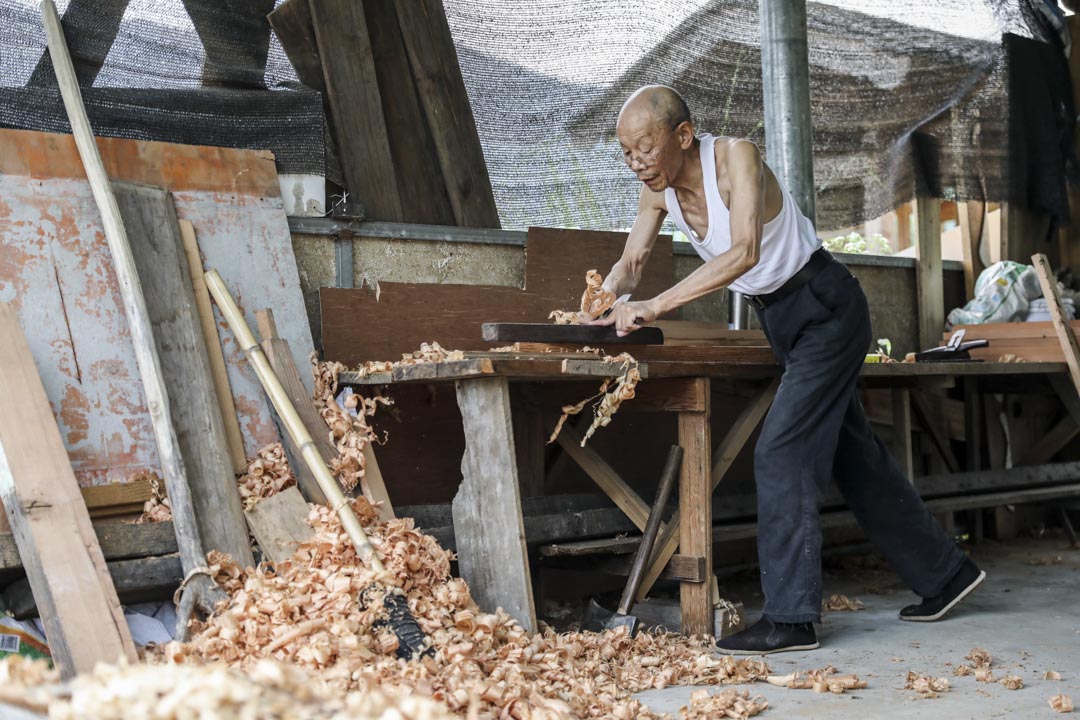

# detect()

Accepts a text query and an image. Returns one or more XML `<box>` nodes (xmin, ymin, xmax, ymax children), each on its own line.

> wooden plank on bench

<box><xmin>0</xmin><ymin>303</ymin><xmax>136</xmax><ymax>677</ymax></box>
<box><xmin>482</xmin><ymin>323</ymin><xmax>664</xmax><ymax>345</ymax></box>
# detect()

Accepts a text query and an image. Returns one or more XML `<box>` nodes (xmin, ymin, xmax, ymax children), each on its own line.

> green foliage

<box><xmin>822</xmin><ymin>231</ymin><xmax>892</xmax><ymax>255</ymax></box>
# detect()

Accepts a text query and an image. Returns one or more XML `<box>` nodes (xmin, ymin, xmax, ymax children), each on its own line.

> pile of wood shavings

<box><xmin>548</xmin><ymin>352</ymin><xmax>641</xmax><ymax>446</ymax></box>
<box><xmin>352</xmin><ymin>342</ymin><xmax>466</xmax><ymax>379</ymax></box>
<box><xmin>954</xmin><ymin>647</ymin><xmax>994</xmax><ymax>681</ymax></box>
<box><xmin>47</xmin><ymin>659</ymin><xmax>455</xmax><ymax>720</ymax></box>
<box><xmin>237</xmin><ymin>442</ymin><xmax>296</xmax><ymax>511</ymax></box>
<box><xmin>550</xmin><ymin>270</ymin><xmax>616</xmax><ymax>325</ymax></box>
<box><xmin>904</xmin><ymin>671</ymin><xmax>950</xmax><ymax>697</ymax></box>
<box><xmin>822</xmin><ymin>594</ymin><xmax>864</xmax><ymax>612</ymax></box>
<box><xmin>136</xmin><ymin>471</ymin><xmax>173</xmax><ymax>523</ymax></box>
<box><xmin>171</xmin><ymin>499</ymin><xmax>772</xmax><ymax>719</ymax></box>
<box><xmin>1050</xmin><ymin>694</ymin><xmax>1075</xmax><ymax>713</ymax></box>
<box><xmin>314</xmin><ymin>358</ymin><xmax>391</xmax><ymax>494</ymax></box>
<box><xmin>679</xmin><ymin>688</ymin><xmax>768</xmax><ymax>719</ymax></box>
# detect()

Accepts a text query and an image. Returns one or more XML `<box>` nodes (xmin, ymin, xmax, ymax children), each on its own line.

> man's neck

<box><xmin>669</xmin><ymin>137</ymin><xmax>703</xmax><ymax>195</ymax></box>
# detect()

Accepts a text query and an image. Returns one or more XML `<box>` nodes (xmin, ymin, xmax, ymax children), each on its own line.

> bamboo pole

<box><xmin>39</xmin><ymin>0</ymin><xmax>225</xmax><ymax>633</ymax></box>
<box><xmin>203</xmin><ymin>270</ymin><xmax>385</xmax><ymax>572</ymax></box>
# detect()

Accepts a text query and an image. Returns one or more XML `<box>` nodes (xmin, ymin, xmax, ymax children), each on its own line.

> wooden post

<box><xmin>889</xmin><ymin>388</ymin><xmax>913</xmax><ymax>481</ymax></box>
<box><xmin>39</xmin><ymin>0</ymin><xmax>227</xmax><ymax>627</ymax></box>
<box><xmin>0</xmin><ymin>304</ymin><xmax>137</xmax><ymax>678</ymax></box>
<box><xmin>1033</xmin><ymin>253</ymin><xmax>1080</xmax><ymax>396</ymax></box>
<box><xmin>958</xmin><ymin>201</ymin><xmax>987</xmax><ymax>300</ymax></box>
<box><xmin>678</xmin><ymin>378</ymin><xmax>712</xmax><ymax>637</ymax></box>
<box><xmin>179</xmin><ymin>221</ymin><xmax>248</xmax><ymax>475</ymax></box>
<box><xmin>915</xmin><ymin>195</ymin><xmax>944</xmax><ymax>351</ymax></box>
<box><xmin>964</xmin><ymin>378</ymin><xmax>983</xmax><ymax>473</ymax></box>
<box><xmin>637</xmin><ymin>378</ymin><xmax>777</xmax><ymax>601</ymax></box>
<box><xmin>453</xmin><ymin>377</ymin><xmax>537</xmax><ymax>631</ymax></box>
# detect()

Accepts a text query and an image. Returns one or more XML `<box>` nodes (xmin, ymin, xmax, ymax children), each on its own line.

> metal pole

<box><xmin>759</xmin><ymin>0</ymin><xmax>816</xmax><ymax>224</ymax></box>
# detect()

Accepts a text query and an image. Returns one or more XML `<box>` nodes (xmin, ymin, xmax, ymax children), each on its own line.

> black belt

<box><xmin>743</xmin><ymin>248</ymin><xmax>832</xmax><ymax>310</ymax></box>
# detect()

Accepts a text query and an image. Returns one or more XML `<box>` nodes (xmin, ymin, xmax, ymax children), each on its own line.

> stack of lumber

<box><xmin>945</xmin><ymin>322</ymin><xmax>1079</xmax><ymax>362</ymax></box>
<box><xmin>269</xmin><ymin>0</ymin><xmax>499</xmax><ymax>227</ymax></box>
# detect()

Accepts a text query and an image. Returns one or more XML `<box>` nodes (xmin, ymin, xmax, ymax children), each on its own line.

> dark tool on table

<box><xmin>914</xmin><ymin>328</ymin><xmax>988</xmax><ymax>362</ymax></box>
<box><xmin>582</xmin><ymin>444</ymin><xmax>684</xmax><ymax>635</ymax></box>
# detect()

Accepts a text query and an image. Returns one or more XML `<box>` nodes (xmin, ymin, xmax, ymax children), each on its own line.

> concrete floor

<box><xmin>636</xmin><ymin>535</ymin><xmax>1080</xmax><ymax>718</ymax></box>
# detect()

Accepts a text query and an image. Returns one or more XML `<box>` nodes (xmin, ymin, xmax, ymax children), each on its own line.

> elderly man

<box><xmin>592</xmin><ymin>86</ymin><xmax>983</xmax><ymax>654</ymax></box>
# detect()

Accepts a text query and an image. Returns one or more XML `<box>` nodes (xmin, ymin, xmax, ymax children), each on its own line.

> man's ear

<box><xmin>675</xmin><ymin>121</ymin><xmax>695</xmax><ymax>149</ymax></box>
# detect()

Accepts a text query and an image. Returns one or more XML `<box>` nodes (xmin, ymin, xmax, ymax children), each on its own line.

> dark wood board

<box><xmin>365</xmin><ymin>0</ymin><xmax>456</xmax><ymax>226</ymax></box>
<box><xmin>321</xmin><ymin>283</ymin><xmax>531</xmax><ymax>365</ymax></box>
<box><xmin>310</xmin><ymin>0</ymin><xmax>403</xmax><ymax>220</ymax></box>
<box><xmin>394</xmin><ymin>0</ymin><xmax>500</xmax><ymax>228</ymax></box>
<box><xmin>116</xmin><ymin>183</ymin><xmax>253</xmax><ymax>569</ymax></box>
<box><xmin>524</xmin><ymin>227</ymin><xmax>674</xmax><ymax>314</ymax></box>
<box><xmin>481</xmin><ymin>323</ymin><xmax>664</xmax><ymax>345</ymax></box>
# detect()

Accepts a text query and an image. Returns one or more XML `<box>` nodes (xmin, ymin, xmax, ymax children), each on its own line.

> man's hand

<box><xmin>589</xmin><ymin>298</ymin><xmax>660</xmax><ymax>336</ymax></box>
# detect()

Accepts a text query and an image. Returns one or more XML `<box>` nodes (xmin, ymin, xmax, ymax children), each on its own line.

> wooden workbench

<box><xmin>341</xmin><ymin>354</ymin><xmax>1072</xmax><ymax>637</ymax></box>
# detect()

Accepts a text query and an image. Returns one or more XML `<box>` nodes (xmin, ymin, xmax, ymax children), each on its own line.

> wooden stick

<box><xmin>179</xmin><ymin>220</ymin><xmax>248</xmax><ymax>475</ymax></box>
<box><xmin>204</xmin><ymin>270</ymin><xmax>385</xmax><ymax>573</ymax></box>
<box><xmin>264</xmin><ymin>617</ymin><xmax>326</xmax><ymax>655</ymax></box>
<box><xmin>1033</xmin><ymin>253</ymin><xmax>1080</xmax><ymax>396</ymax></box>
<box><xmin>39</xmin><ymin>0</ymin><xmax>225</xmax><ymax>630</ymax></box>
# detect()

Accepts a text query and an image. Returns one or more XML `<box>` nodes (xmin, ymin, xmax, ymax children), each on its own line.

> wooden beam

<box><xmin>364</xmin><ymin>0</ymin><xmax>456</xmax><ymax>225</ymax></box>
<box><xmin>116</xmin><ymin>183</ymin><xmax>253</xmax><ymax>570</ymax></box>
<box><xmin>179</xmin><ymin>220</ymin><xmax>247</xmax><ymax>475</ymax></box>
<box><xmin>39</xmin><ymin>0</ymin><xmax>226</xmax><ymax>622</ymax></box>
<box><xmin>555</xmin><ymin>424</ymin><xmax>654</xmax><ymax>531</ymax></box>
<box><xmin>0</xmin><ymin>302</ymin><xmax>136</xmax><ymax>677</ymax></box>
<box><xmin>637</xmin><ymin>379</ymin><xmax>778</xmax><ymax>601</ymax></box>
<box><xmin>678</xmin><ymin>378</ymin><xmax>712</xmax><ymax>637</ymax></box>
<box><xmin>560</xmin><ymin>553</ymin><xmax>706</xmax><ymax>583</ymax></box>
<box><xmin>244</xmin><ymin>486</ymin><xmax>314</xmax><ymax>563</ymax></box>
<box><xmin>1033</xmin><ymin>253</ymin><xmax>1080</xmax><ymax>396</ymax></box>
<box><xmin>910</xmin><ymin>391</ymin><xmax>961</xmax><ymax>473</ymax></box>
<box><xmin>889</xmin><ymin>388</ymin><xmax>913</xmax><ymax>481</ymax></box>
<box><xmin>958</xmin><ymin>201</ymin><xmax>987</xmax><ymax>300</ymax></box>
<box><xmin>3</xmin><ymin>554</ymin><xmax>183</xmax><ymax>620</ymax></box>
<box><xmin>394</xmin><ymin>0</ymin><xmax>500</xmax><ymax>228</ymax></box>
<box><xmin>309</xmin><ymin>0</ymin><xmax>403</xmax><ymax>220</ymax></box>
<box><xmin>453</xmin><ymin>377</ymin><xmax>536</xmax><ymax>631</ymax></box>
<box><xmin>1019</xmin><ymin>415</ymin><xmax>1079</xmax><ymax>466</ymax></box>
<box><xmin>916</xmin><ymin>195</ymin><xmax>944</xmax><ymax>351</ymax></box>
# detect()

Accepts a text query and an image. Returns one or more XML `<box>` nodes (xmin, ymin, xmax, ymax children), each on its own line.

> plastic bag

<box><xmin>947</xmin><ymin>261</ymin><xmax>1041</xmax><ymax>327</ymax></box>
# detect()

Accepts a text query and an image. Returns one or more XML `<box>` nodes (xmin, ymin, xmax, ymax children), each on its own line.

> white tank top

<box><xmin>664</xmin><ymin>134</ymin><xmax>821</xmax><ymax>296</ymax></box>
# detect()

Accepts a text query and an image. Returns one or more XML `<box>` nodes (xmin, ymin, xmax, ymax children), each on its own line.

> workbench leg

<box><xmin>511</xmin><ymin>385</ymin><xmax>546</xmax><ymax>499</ymax></box>
<box><xmin>679</xmin><ymin>378</ymin><xmax>712</xmax><ymax>637</ymax></box>
<box><xmin>452</xmin><ymin>377</ymin><xmax>537</xmax><ymax>632</ymax></box>
<box><xmin>889</xmin><ymin>388</ymin><xmax>913</xmax><ymax>482</ymax></box>
<box><xmin>964</xmin><ymin>378</ymin><xmax>983</xmax><ymax>472</ymax></box>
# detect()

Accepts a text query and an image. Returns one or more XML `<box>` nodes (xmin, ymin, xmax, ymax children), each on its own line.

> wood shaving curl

<box><xmin>822</xmin><ymin>594</ymin><xmax>864</xmax><ymax>612</ymax></box>
<box><xmin>766</xmin><ymin>666</ymin><xmax>866</xmax><ymax>694</ymax></box>
<box><xmin>237</xmin><ymin>443</ymin><xmax>296</xmax><ymax>511</ymax></box>
<box><xmin>548</xmin><ymin>353</ymin><xmax>641</xmax><ymax>446</ymax></box>
<box><xmin>550</xmin><ymin>270</ymin><xmax>617</xmax><ymax>325</ymax></box>
<box><xmin>966</xmin><ymin>648</ymin><xmax>993</xmax><ymax>668</ymax></box>
<box><xmin>1046</xmin><ymin>670</ymin><xmax>1063</xmax><ymax>681</ymax></box>
<box><xmin>136</xmin><ymin>471</ymin><xmax>172</xmax><ymax>523</ymax></box>
<box><xmin>1050</xmin><ymin>694</ymin><xmax>1074</xmax><ymax>713</ymax></box>
<box><xmin>905</xmin><ymin>671</ymin><xmax>950</xmax><ymax>697</ymax></box>
<box><xmin>679</xmin><ymin>688</ymin><xmax>768</xmax><ymax>719</ymax></box>
<box><xmin>999</xmin><ymin>675</ymin><xmax>1024</xmax><ymax>690</ymax></box>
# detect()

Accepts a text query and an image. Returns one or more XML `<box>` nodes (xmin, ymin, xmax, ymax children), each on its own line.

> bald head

<box><xmin>618</xmin><ymin>85</ymin><xmax>691</xmax><ymax>132</ymax></box>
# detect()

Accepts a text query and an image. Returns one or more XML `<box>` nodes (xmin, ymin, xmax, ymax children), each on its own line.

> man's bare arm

<box><xmin>649</xmin><ymin>140</ymin><xmax>764</xmax><ymax>314</ymax></box>
<box><xmin>602</xmin><ymin>187</ymin><xmax>667</xmax><ymax>296</ymax></box>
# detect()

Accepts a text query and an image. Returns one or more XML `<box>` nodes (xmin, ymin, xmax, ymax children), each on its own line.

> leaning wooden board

<box><xmin>0</xmin><ymin>128</ymin><xmax>314</xmax><ymax>486</ymax></box>
<box><xmin>0</xmin><ymin>303</ymin><xmax>136</xmax><ymax>678</ymax></box>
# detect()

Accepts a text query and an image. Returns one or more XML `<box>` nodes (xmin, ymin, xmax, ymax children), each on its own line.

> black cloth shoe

<box><xmin>714</xmin><ymin>617</ymin><xmax>819</xmax><ymax>655</ymax></box>
<box><xmin>900</xmin><ymin>558</ymin><xmax>985</xmax><ymax>622</ymax></box>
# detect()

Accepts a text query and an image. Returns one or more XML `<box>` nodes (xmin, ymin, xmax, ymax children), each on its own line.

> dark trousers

<box><xmin>752</xmin><ymin>255</ymin><xmax>967</xmax><ymax>623</ymax></box>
